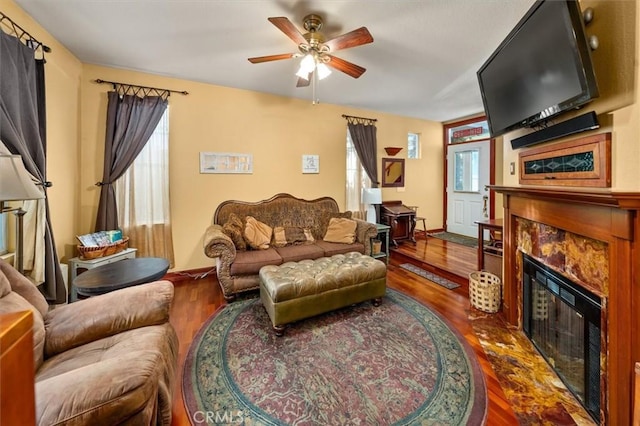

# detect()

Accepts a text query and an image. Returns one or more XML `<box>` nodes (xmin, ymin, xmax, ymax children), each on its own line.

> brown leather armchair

<box><xmin>0</xmin><ymin>258</ymin><xmax>178</xmax><ymax>425</ymax></box>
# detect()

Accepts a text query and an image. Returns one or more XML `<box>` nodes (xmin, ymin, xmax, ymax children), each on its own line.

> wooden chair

<box><xmin>407</xmin><ymin>206</ymin><xmax>428</xmax><ymax>239</ymax></box>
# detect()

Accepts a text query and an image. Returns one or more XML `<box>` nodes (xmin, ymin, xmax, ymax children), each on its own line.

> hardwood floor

<box><xmin>168</xmin><ymin>237</ymin><xmax>515</xmax><ymax>425</ymax></box>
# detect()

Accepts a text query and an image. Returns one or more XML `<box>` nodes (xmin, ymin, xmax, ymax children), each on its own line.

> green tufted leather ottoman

<box><xmin>259</xmin><ymin>252</ymin><xmax>387</xmax><ymax>336</ymax></box>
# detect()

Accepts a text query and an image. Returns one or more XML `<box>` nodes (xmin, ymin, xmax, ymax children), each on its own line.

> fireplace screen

<box><xmin>522</xmin><ymin>254</ymin><xmax>601</xmax><ymax>422</ymax></box>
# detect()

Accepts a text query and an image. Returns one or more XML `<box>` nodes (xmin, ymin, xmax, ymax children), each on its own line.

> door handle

<box><xmin>483</xmin><ymin>195</ymin><xmax>489</xmax><ymax>218</ymax></box>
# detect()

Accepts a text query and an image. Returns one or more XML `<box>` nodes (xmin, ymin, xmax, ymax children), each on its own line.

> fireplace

<box><xmin>522</xmin><ymin>253</ymin><xmax>601</xmax><ymax>422</ymax></box>
<box><xmin>492</xmin><ymin>185</ymin><xmax>640</xmax><ymax>425</ymax></box>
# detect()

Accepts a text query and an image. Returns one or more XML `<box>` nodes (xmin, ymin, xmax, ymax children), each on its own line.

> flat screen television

<box><xmin>477</xmin><ymin>0</ymin><xmax>599</xmax><ymax>139</ymax></box>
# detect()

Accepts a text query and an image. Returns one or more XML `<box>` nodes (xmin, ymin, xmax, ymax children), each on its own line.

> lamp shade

<box><xmin>362</xmin><ymin>187</ymin><xmax>382</xmax><ymax>205</ymax></box>
<box><xmin>0</xmin><ymin>155</ymin><xmax>44</xmax><ymax>202</ymax></box>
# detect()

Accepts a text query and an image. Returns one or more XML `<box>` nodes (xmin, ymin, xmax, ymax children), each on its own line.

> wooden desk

<box><xmin>381</xmin><ymin>201</ymin><xmax>416</xmax><ymax>247</ymax></box>
<box><xmin>475</xmin><ymin>218</ymin><xmax>503</xmax><ymax>279</ymax></box>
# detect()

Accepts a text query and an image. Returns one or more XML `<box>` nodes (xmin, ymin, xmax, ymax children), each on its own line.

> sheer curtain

<box><xmin>115</xmin><ymin>109</ymin><xmax>175</xmax><ymax>266</ymax></box>
<box><xmin>346</xmin><ymin>129</ymin><xmax>371</xmax><ymax>220</ymax></box>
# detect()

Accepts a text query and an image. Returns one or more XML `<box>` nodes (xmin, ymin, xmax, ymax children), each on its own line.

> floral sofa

<box><xmin>203</xmin><ymin>193</ymin><xmax>378</xmax><ymax>300</ymax></box>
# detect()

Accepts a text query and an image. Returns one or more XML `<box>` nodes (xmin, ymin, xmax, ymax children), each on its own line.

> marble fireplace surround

<box><xmin>492</xmin><ymin>186</ymin><xmax>640</xmax><ymax>426</ymax></box>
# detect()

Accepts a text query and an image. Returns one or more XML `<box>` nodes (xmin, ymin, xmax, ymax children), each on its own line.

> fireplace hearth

<box><xmin>522</xmin><ymin>254</ymin><xmax>601</xmax><ymax>422</ymax></box>
<box><xmin>492</xmin><ymin>185</ymin><xmax>640</xmax><ymax>425</ymax></box>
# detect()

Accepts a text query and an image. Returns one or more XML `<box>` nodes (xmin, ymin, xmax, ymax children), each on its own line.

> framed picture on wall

<box><xmin>199</xmin><ymin>152</ymin><xmax>253</xmax><ymax>174</ymax></box>
<box><xmin>302</xmin><ymin>155</ymin><xmax>319</xmax><ymax>174</ymax></box>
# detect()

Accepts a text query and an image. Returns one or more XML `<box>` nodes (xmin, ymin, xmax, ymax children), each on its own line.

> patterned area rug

<box><xmin>183</xmin><ymin>289</ymin><xmax>487</xmax><ymax>425</ymax></box>
<box><xmin>430</xmin><ymin>232</ymin><xmax>478</xmax><ymax>248</ymax></box>
<box><xmin>399</xmin><ymin>263</ymin><xmax>461</xmax><ymax>289</ymax></box>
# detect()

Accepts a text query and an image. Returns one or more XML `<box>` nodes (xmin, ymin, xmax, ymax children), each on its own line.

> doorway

<box><xmin>443</xmin><ymin>118</ymin><xmax>495</xmax><ymax>238</ymax></box>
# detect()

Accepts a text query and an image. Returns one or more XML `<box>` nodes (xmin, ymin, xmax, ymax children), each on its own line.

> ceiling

<box><xmin>14</xmin><ymin>0</ymin><xmax>535</xmax><ymax>123</ymax></box>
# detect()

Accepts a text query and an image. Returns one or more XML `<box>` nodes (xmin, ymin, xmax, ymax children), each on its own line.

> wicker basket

<box><xmin>77</xmin><ymin>237</ymin><xmax>129</xmax><ymax>260</ymax></box>
<box><xmin>469</xmin><ymin>271</ymin><xmax>502</xmax><ymax>313</ymax></box>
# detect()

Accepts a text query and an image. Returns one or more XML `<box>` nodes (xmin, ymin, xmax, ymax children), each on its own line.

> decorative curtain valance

<box><xmin>0</xmin><ymin>11</ymin><xmax>51</xmax><ymax>57</ymax></box>
<box><xmin>343</xmin><ymin>114</ymin><xmax>379</xmax><ymax>187</ymax></box>
<box><xmin>95</xmin><ymin>79</ymin><xmax>188</xmax><ymax>100</ymax></box>
<box><xmin>342</xmin><ymin>114</ymin><xmax>377</xmax><ymax>126</ymax></box>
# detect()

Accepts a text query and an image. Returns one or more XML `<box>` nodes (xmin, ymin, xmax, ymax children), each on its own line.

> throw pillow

<box><xmin>244</xmin><ymin>216</ymin><xmax>273</xmax><ymax>250</ymax></box>
<box><xmin>318</xmin><ymin>211</ymin><xmax>353</xmax><ymax>239</ymax></box>
<box><xmin>272</xmin><ymin>226</ymin><xmax>316</xmax><ymax>247</ymax></box>
<box><xmin>323</xmin><ymin>217</ymin><xmax>357</xmax><ymax>244</ymax></box>
<box><xmin>222</xmin><ymin>213</ymin><xmax>247</xmax><ymax>251</ymax></box>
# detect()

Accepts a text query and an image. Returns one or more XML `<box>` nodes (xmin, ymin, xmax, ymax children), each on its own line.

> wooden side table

<box><xmin>0</xmin><ymin>311</ymin><xmax>35</xmax><ymax>425</ymax></box>
<box><xmin>371</xmin><ymin>223</ymin><xmax>391</xmax><ymax>265</ymax></box>
<box><xmin>68</xmin><ymin>248</ymin><xmax>137</xmax><ymax>301</ymax></box>
<box><xmin>73</xmin><ymin>257</ymin><xmax>170</xmax><ymax>298</ymax></box>
<box><xmin>475</xmin><ymin>218</ymin><xmax>503</xmax><ymax>279</ymax></box>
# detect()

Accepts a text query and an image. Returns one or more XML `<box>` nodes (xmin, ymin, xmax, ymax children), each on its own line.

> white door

<box><xmin>446</xmin><ymin>140</ymin><xmax>490</xmax><ymax>237</ymax></box>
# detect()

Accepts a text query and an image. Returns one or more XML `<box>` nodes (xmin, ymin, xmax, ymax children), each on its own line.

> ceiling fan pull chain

<box><xmin>312</xmin><ymin>72</ymin><xmax>319</xmax><ymax>105</ymax></box>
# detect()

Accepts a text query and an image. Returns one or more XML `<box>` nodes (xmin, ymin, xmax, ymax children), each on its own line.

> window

<box><xmin>346</xmin><ymin>129</ymin><xmax>371</xmax><ymax>217</ymax></box>
<box><xmin>447</xmin><ymin>119</ymin><xmax>490</xmax><ymax>144</ymax></box>
<box><xmin>0</xmin><ymin>213</ymin><xmax>7</xmax><ymax>255</ymax></box>
<box><xmin>408</xmin><ymin>132</ymin><xmax>421</xmax><ymax>159</ymax></box>
<box><xmin>115</xmin><ymin>108</ymin><xmax>174</xmax><ymax>263</ymax></box>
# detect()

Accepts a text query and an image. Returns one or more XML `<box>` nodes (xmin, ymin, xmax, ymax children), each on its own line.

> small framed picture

<box><xmin>302</xmin><ymin>155</ymin><xmax>320</xmax><ymax>174</ymax></box>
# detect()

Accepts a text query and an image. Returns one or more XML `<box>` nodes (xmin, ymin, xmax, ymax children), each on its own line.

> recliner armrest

<box><xmin>44</xmin><ymin>280</ymin><xmax>174</xmax><ymax>357</ymax></box>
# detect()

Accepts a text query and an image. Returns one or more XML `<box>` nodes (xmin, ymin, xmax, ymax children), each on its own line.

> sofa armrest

<box><xmin>44</xmin><ymin>281</ymin><xmax>174</xmax><ymax>357</ymax></box>
<box><xmin>203</xmin><ymin>224</ymin><xmax>238</xmax><ymax>298</ymax></box>
<box><xmin>203</xmin><ymin>224</ymin><xmax>236</xmax><ymax>259</ymax></box>
<box><xmin>354</xmin><ymin>219</ymin><xmax>378</xmax><ymax>255</ymax></box>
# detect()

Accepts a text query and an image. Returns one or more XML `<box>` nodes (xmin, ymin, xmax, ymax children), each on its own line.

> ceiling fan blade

<box><xmin>296</xmin><ymin>75</ymin><xmax>311</xmax><ymax>88</ymax></box>
<box><xmin>248</xmin><ymin>53</ymin><xmax>296</xmax><ymax>64</ymax></box>
<box><xmin>324</xmin><ymin>27</ymin><xmax>373</xmax><ymax>52</ymax></box>
<box><xmin>268</xmin><ymin>17</ymin><xmax>307</xmax><ymax>45</ymax></box>
<box><xmin>326</xmin><ymin>55</ymin><xmax>366</xmax><ymax>78</ymax></box>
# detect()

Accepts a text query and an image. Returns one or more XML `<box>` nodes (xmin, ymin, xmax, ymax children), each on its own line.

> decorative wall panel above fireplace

<box><xmin>519</xmin><ymin>133</ymin><xmax>611</xmax><ymax>187</ymax></box>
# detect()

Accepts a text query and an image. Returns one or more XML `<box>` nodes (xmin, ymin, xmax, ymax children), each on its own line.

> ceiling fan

<box><xmin>248</xmin><ymin>14</ymin><xmax>374</xmax><ymax>87</ymax></box>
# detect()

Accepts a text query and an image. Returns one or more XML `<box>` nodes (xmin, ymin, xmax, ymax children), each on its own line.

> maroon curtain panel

<box><xmin>94</xmin><ymin>92</ymin><xmax>167</xmax><ymax>232</ymax></box>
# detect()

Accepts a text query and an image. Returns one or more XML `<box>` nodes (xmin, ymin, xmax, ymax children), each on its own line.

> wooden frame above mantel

<box><xmin>518</xmin><ymin>133</ymin><xmax>611</xmax><ymax>187</ymax></box>
<box><xmin>492</xmin><ymin>185</ymin><xmax>640</xmax><ymax>425</ymax></box>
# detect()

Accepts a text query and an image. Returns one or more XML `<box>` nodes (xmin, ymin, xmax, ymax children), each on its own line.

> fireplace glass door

<box><xmin>522</xmin><ymin>254</ymin><xmax>601</xmax><ymax>422</ymax></box>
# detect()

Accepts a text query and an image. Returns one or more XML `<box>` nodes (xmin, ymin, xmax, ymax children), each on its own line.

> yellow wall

<box><xmin>502</xmin><ymin>0</ymin><xmax>639</xmax><ymax>189</ymax></box>
<box><xmin>79</xmin><ymin>65</ymin><xmax>442</xmax><ymax>270</ymax></box>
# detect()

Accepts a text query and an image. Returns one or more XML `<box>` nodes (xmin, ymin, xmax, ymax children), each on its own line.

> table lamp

<box><xmin>0</xmin><ymin>154</ymin><xmax>44</xmax><ymax>274</ymax></box>
<box><xmin>362</xmin><ymin>188</ymin><xmax>382</xmax><ymax>224</ymax></box>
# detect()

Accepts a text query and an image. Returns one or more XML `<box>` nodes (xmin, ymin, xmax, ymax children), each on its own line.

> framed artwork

<box><xmin>200</xmin><ymin>152</ymin><xmax>253</xmax><ymax>174</ymax></box>
<box><xmin>382</xmin><ymin>158</ymin><xmax>405</xmax><ymax>187</ymax></box>
<box><xmin>302</xmin><ymin>155</ymin><xmax>319</xmax><ymax>174</ymax></box>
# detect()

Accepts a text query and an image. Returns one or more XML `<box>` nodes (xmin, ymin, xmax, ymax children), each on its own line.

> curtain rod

<box><xmin>95</xmin><ymin>79</ymin><xmax>189</xmax><ymax>96</ymax></box>
<box><xmin>342</xmin><ymin>114</ymin><xmax>377</xmax><ymax>123</ymax></box>
<box><xmin>0</xmin><ymin>11</ymin><xmax>51</xmax><ymax>53</ymax></box>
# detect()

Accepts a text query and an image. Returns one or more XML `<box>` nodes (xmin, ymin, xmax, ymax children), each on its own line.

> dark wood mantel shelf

<box><xmin>492</xmin><ymin>184</ymin><xmax>640</xmax><ymax>425</ymax></box>
<box><xmin>489</xmin><ymin>185</ymin><xmax>640</xmax><ymax>209</ymax></box>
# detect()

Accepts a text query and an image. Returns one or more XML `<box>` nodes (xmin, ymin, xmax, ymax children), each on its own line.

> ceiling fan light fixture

<box><xmin>295</xmin><ymin>67</ymin><xmax>310</xmax><ymax>80</ymax></box>
<box><xmin>299</xmin><ymin>54</ymin><xmax>316</xmax><ymax>74</ymax></box>
<box><xmin>316</xmin><ymin>63</ymin><xmax>331</xmax><ymax>80</ymax></box>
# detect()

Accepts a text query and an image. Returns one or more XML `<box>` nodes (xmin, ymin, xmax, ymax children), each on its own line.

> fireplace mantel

<box><xmin>492</xmin><ymin>185</ymin><xmax>640</xmax><ymax>425</ymax></box>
